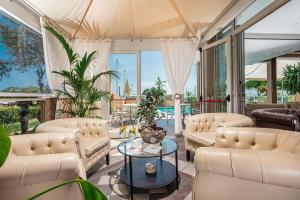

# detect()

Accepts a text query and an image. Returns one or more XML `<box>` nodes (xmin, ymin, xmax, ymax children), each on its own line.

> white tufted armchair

<box><xmin>193</xmin><ymin>127</ymin><xmax>300</xmax><ymax>200</ymax></box>
<box><xmin>185</xmin><ymin>113</ymin><xmax>253</xmax><ymax>161</ymax></box>
<box><xmin>0</xmin><ymin>132</ymin><xmax>85</xmax><ymax>200</ymax></box>
<box><xmin>36</xmin><ymin>118</ymin><xmax>110</xmax><ymax>171</ymax></box>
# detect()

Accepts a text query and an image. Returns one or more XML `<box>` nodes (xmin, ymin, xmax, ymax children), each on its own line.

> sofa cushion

<box><xmin>83</xmin><ymin>137</ymin><xmax>110</xmax><ymax>157</ymax></box>
<box><xmin>187</xmin><ymin>132</ymin><xmax>215</xmax><ymax>146</ymax></box>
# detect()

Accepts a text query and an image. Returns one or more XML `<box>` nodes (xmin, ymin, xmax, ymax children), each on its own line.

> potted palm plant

<box><xmin>136</xmin><ymin>77</ymin><xmax>167</xmax><ymax>143</ymax></box>
<box><xmin>44</xmin><ymin>24</ymin><xmax>119</xmax><ymax>118</ymax></box>
<box><xmin>282</xmin><ymin>62</ymin><xmax>300</xmax><ymax>100</ymax></box>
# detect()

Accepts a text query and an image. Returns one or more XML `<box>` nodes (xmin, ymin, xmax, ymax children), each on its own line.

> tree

<box><xmin>0</xmin><ymin>23</ymin><xmax>48</xmax><ymax>93</ymax></box>
<box><xmin>282</xmin><ymin>63</ymin><xmax>300</xmax><ymax>95</ymax></box>
<box><xmin>245</xmin><ymin>80</ymin><xmax>267</xmax><ymax>96</ymax></box>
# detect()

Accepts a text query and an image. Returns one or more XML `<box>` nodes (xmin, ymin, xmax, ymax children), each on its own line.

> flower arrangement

<box><xmin>119</xmin><ymin>126</ymin><xmax>136</xmax><ymax>137</ymax></box>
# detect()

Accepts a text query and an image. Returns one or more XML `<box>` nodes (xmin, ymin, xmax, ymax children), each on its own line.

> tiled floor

<box><xmin>88</xmin><ymin>119</ymin><xmax>195</xmax><ymax>200</ymax></box>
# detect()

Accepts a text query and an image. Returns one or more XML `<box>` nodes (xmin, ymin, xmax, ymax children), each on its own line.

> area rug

<box><xmin>88</xmin><ymin>156</ymin><xmax>194</xmax><ymax>200</ymax></box>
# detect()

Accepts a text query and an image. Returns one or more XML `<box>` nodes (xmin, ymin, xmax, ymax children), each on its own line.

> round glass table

<box><xmin>117</xmin><ymin>137</ymin><xmax>179</xmax><ymax>200</ymax></box>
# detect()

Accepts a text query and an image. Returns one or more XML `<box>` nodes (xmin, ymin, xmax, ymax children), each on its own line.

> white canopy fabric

<box><xmin>245</xmin><ymin>58</ymin><xmax>300</xmax><ymax>80</ymax></box>
<box><xmin>72</xmin><ymin>39</ymin><xmax>112</xmax><ymax>120</ymax></box>
<box><xmin>41</xmin><ymin>17</ymin><xmax>69</xmax><ymax>92</ymax></box>
<box><xmin>160</xmin><ymin>38</ymin><xmax>198</xmax><ymax>135</ymax></box>
<box><xmin>22</xmin><ymin>0</ymin><xmax>232</xmax><ymax>39</ymax></box>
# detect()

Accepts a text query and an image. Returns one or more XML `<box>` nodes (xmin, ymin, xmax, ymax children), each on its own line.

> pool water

<box><xmin>158</xmin><ymin>106</ymin><xmax>191</xmax><ymax>114</ymax></box>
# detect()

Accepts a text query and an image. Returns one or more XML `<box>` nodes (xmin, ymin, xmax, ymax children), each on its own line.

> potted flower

<box><xmin>136</xmin><ymin>78</ymin><xmax>167</xmax><ymax>144</ymax></box>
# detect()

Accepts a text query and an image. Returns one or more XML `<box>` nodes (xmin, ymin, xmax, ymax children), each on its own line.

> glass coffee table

<box><xmin>117</xmin><ymin>137</ymin><xmax>179</xmax><ymax>200</ymax></box>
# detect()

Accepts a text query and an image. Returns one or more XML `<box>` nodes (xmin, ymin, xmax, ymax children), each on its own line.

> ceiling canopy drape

<box><xmin>23</xmin><ymin>0</ymin><xmax>233</xmax><ymax>40</ymax></box>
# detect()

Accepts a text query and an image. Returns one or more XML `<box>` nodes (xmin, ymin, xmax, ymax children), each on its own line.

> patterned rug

<box><xmin>88</xmin><ymin>135</ymin><xmax>194</xmax><ymax>200</ymax></box>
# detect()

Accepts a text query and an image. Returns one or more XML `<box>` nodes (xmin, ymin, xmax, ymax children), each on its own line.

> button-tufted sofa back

<box><xmin>10</xmin><ymin>132</ymin><xmax>79</xmax><ymax>156</ymax></box>
<box><xmin>36</xmin><ymin>118</ymin><xmax>109</xmax><ymax>138</ymax></box>
<box><xmin>215</xmin><ymin>127</ymin><xmax>300</xmax><ymax>155</ymax></box>
<box><xmin>185</xmin><ymin>113</ymin><xmax>253</xmax><ymax>133</ymax></box>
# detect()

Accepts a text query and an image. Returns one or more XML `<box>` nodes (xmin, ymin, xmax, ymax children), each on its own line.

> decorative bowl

<box><xmin>138</xmin><ymin>126</ymin><xmax>166</xmax><ymax>144</ymax></box>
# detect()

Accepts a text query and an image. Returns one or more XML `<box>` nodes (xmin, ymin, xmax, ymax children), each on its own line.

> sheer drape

<box><xmin>40</xmin><ymin>17</ymin><xmax>69</xmax><ymax>92</ymax></box>
<box><xmin>72</xmin><ymin>39</ymin><xmax>111</xmax><ymax>120</ymax></box>
<box><xmin>160</xmin><ymin>38</ymin><xmax>198</xmax><ymax>135</ymax></box>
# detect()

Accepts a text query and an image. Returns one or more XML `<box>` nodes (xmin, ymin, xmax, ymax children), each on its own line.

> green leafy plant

<box><xmin>0</xmin><ymin>105</ymin><xmax>39</xmax><ymax>124</ymax></box>
<box><xmin>44</xmin><ymin>24</ymin><xmax>119</xmax><ymax>117</ymax></box>
<box><xmin>282</xmin><ymin>63</ymin><xmax>300</xmax><ymax>95</ymax></box>
<box><xmin>28</xmin><ymin>177</ymin><xmax>107</xmax><ymax>200</ymax></box>
<box><xmin>245</xmin><ymin>80</ymin><xmax>267</xmax><ymax>96</ymax></box>
<box><xmin>0</xmin><ymin>125</ymin><xmax>11</xmax><ymax>167</ymax></box>
<box><xmin>136</xmin><ymin>77</ymin><xmax>166</xmax><ymax>125</ymax></box>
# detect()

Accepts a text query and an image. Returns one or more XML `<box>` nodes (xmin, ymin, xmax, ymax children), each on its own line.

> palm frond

<box><xmin>91</xmin><ymin>70</ymin><xmax>119</xmax><ymax>84</ymax></box>
<box><xmin>44</xmin><ymin>23</ymin><xmax>78</xmax><ymax>65</ymax></box>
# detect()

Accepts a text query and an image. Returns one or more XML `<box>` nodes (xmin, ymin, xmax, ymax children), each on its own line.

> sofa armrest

<box><xmin>0</xmin><ymin>153</ymin><xmax>85</xmax><ymax>189</ymax></box>
<box><xmin>10</xmin><ymin>132</ymin><xmax>81</xmax><ymax>156</ymax></box>
<box><xmin>194</xmin><ymin>147</ymin><xmax>300</xmax><ymax>189</ymax></box>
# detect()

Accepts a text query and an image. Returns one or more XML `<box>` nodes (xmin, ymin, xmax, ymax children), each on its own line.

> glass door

<box><xmin>202</xmin><ymin>37</ymin><xmax>232</xmax><ymax>113</ymax></box>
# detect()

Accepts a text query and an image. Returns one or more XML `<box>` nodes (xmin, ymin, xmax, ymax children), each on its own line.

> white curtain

<box><xmin>72</xmin><ymin>39</ymin><xmax>111</xmax><ymax>120</ymax></box>
<box><xmin>160</xmin><ymin>38</ymin><xmax>198</xmax><ymax>135</ymax></box>
<box><xmin>40</xmin><ymin>17</ymin><xmax>69</xmax><ymax>92</ymax></box>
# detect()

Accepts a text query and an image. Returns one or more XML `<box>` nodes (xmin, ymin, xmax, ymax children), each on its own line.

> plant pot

<box><xmin>138</xmin><ymin>125</ymin><xmax>166</xmax><ymax>144</ymax></box>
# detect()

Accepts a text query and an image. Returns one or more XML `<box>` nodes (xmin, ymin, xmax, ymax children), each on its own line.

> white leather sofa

<box><xmin>36</xmin><ymin>118</ymin><xmax>110</xmax><ymax>170</ymax></box>
<box><xmin>185</xmin><ymin>113</ymin><xmax>254</xmax><ymax>160</ymax></box>
<box><xmin>193</xmin><ymin>127</ymin><xmax>300</xmax><ymax>200</ymax></box>
<box><xmin>0</xmin><ymin>132</ymin><xmax>85</xmax><ymax>200</ymax></box>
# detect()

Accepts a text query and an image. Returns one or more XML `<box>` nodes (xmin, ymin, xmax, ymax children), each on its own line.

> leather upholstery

<box><xmin>251</xmin><ymin>108</ymin><xmax>297</xmax><ymax>130</ymax></box>
<box><xmin>36</xmin><ymin>118</ymin><xmax>110</xmax><ymax>170</ymax></box>
<box><xmin>185</xmin><ymin>113</ymin><xmax>254</xmax><ymax>153</ymax></box>
<box><xmin>193</xmin><ymin>127</ymin><xmax>300</xmax><ymax>200</ymax></box>
<box><xmin>0</xmin><ymin>132</ymin><xmax>85</xmax><ymax>200</ymax></box>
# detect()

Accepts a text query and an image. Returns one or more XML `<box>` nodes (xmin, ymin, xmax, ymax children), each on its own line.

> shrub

<box><xmin>0</xmin><ymin>105</ymin><xmax>40</xmax><ymax>124</ymax></box>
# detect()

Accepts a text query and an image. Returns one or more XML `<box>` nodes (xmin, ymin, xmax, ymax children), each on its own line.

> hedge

<box><xmin>0</xmin><ymin>105</ymin><xmax>40</xmax><ymax>124</ymax></box>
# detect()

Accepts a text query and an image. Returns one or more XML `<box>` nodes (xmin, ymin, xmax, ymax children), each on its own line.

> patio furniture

<box><xmin>190</xmin><ymin>101</ymin><xmax>201</xmax><ymax>115</ymax></box>
<box><xmin>111</xmin><ymin>107</ymin><xmax>129</xmax><ymax>126</ymax></box>
<box><xmin>185</xmin><ymin>113</ymin><xmax>254</xmax><ymax>161</ymax></box>
<box><xmin>121</xmin><ymin>103</ymin><xmax>138</xmax><ymax>125</ymax></box>
<box><xmin>117</xmin><ymin>137</ymin><xmax>178</xmax><ymax>200</ymax></box>
<box><xmin>193</xmin><ymin>127</ymin><xmax>300</xmax><ymax>200</ymax></box>
<box><xmin>36</xmin><ymin>118</ymin><xmax>110</xmax><ymax>170</ymax></box>
<box><xmin>251</xmin><ymin>108</ymin><xmax>298</xmax><ymax>130</ymax></box>
<box><xmin>0</xmin><ymin>132</ymin><xmax>85</xmax><ymax>200</ymax></box>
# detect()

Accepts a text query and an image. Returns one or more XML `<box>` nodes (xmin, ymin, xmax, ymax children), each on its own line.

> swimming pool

<box><xmin>158</xmin><ymin>106</ymin><xmax>191</xmax><ymax>114</ymax></box>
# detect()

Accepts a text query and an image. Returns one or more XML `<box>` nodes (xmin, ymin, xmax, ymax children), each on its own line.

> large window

<box><xmin>183</xmin><ymin>64</ymin><xmax>197</xmax><ymax>97</ymax></box>
<box><xmin>141</xmin><ymin>51</ymin><xmax>197</xmax><ymax>97</ymax></box>
<box><xmin>109</xmin><ymin>53</ymin><xmax>137</xmax><ymax>97</ymax></box>
<box><xmin>0</xmin><ymin>10</ymin><xmax>49</xmax><ymax>94</ymax></box>
<box><xmin>141</xmin><ymin>51</ymin><xmax>171</xmax><ymax>94</ymax></box>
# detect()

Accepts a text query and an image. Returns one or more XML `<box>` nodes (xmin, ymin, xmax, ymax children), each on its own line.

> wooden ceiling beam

<box><xmin>72</xmin><ymin>0</ymin><xmax>94</xmax><ymax>39</ymax></box>
<box><xmin>169</xmin><ymin>0</ymin><xmax>197</xmax><ymax>37</ymax></box>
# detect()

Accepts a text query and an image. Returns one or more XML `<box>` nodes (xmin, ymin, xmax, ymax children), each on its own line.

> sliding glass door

<box><xmin>202</xmin><ymin>37</ymin><xmax>232</xmax><ymax>112</ymax></box>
